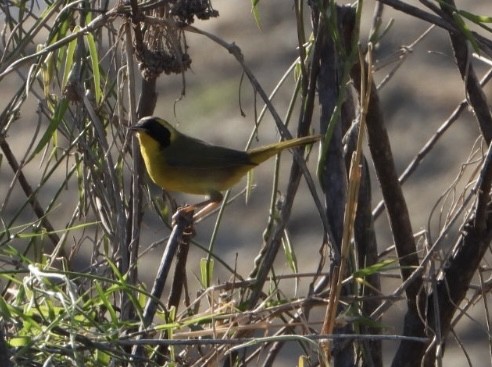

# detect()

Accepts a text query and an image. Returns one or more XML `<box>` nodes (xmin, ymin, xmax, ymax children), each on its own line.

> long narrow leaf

<box><xmin>85</xmin><ymin>32</ymin><xmax>102</xmax><ymax>104</ymax></box>
<box><xmin>30</xmin><ymin>99</ymin><xmax>68</xmax><ymax>159</ymax></box>
<box><xmin>62</xmin><ymin>26</ymin><xmax>79</xmax><ymax>89</ymax></box>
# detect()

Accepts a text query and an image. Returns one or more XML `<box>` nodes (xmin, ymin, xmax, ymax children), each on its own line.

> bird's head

<box><xmin>130</xmin><ymin>116</ymin><xmax>176</xmax><ymax>149</ymax></box>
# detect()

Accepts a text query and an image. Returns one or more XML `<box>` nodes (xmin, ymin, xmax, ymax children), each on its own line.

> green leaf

<box><xmin>85</xmin><ymin>32</ymin><xmax>102</xmax><ymax>104</ymax></box>
<box><xmin>0</xmin><ymin>296</ymin><xmax>12</xmax><ymax>318</ymax></box>
<box><xmin>30</xmin><ymin>98</ymin><xmax>68</xmax><ymax>159</ymax></box>
<box><xmin>94</xmin><ymin>281</ymin><xmax>118</xmax><ymax>323</ymax></box>
<box><xmin>9</xmin><ymin>336</ymin><xmax>31</xmax><ymax>347</ymax></box>
<box><xmin>353</xmin><ymin>259</ymin><xmax>396</xmax><ymax>278</ymax></box>
<box><xmin>200</xmin><ymin>258</ymin><xmax>214</xmax><ymax>288</ymax></box>
<box><xmin>458</xmin><ymin>9</ymin><xmax>492</xmax><ymax>23</ymax></box>
<box><xmin>16</xmin><ymin>221</ymin><xmax>99</xmax><ymax>238</ymax></box>
<box><xmin>294</xmin><ymin>59</ymin><xmax>302</xmax><ymax>82</ymax></box>
<box><xmin>62</xmin><ymin>26</ymin><xmax>79</xmax><ymax>90</ymax></box>
<box><xmin>96</xmin><ymin>349</ymin><xmax>111</xmax><ymax>364</ymax></box>
<box><xmin>281</xmin><ymin>230</ymin><xmax>298</xmax><ymax>274</ymax></box>
<box><xmin>353</xmin><ymin>314</ymin><xmax>389</xmax><ymax>329</ymax></box>
<box><xmin>41</xmin><ymin>50</ymin><xmax>55</xmax><ymax>97</ymax></box>
<box><xmin>452</xmin><ymin>11</ymin><xmax>480</xmax><ymax>54</ymax></box>
<box><xmin>251</xmin><ymin>0</ymin><xmax>261</xmax><ymax>29</ymax></box>
<box><xmin>245</xmin><ymin>169</ymin><xmax>254</xmax><ymax>204</ymax></box>
<box><xmin>457</xmin><ymin>9</ymin><xmax>492</xmax><ymax>33</ymax></box>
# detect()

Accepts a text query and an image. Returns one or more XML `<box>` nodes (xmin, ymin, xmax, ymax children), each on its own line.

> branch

<box><xmin>181</xmin><ymin>23</ymin><xmax>329</xmax><ymax>236</ymax></box>
<box><xmin>351</xmin><ymin>47</ymin><xmax>427</xmax><ymax>367</ymax></box>
<box><xmin>351</xmin><ymin>45</ymin><xmax>421</xmax><ymax>303</ymax></box>
<box><xmin>0</xmin><ymin>9</ymin><xmax>117</xmax><ymax>80</ymax></box>
<box><xmin>378</xmin><ymin>0</ymin><xmax>492</xmax><ymax>57</ymax></box>
<box><xmin>439</xmin><ymin>0</ymin><xmax>492</xmax><ymax>143</ymax></box>
<box><xmin>0</xmin><ymin>137</ymin><xmax>60</xmax><ymax>248</ymax></box>
<box><xmin>131</xmin><ymin>211</ymin><xmax>193</xmax><ymax>364</ymax></box>
<box><xmin>373</xmin><ymin>67</ymin><xmax>492</xmax><ymax>218</ymax></box>
<box><xmin>180</xmin><ymin>23</ymin><xmax>331</xmax><ymax>308</ymax></box>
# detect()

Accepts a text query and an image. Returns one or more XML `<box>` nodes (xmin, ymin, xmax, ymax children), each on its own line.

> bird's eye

<box><xmin>149</xmin><ymin>120</ymin><xmax>171</xmax><ymax>149</ymax></box>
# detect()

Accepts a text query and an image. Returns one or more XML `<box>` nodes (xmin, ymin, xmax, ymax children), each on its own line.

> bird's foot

<box><xmin>171</xmin><ymin>199</ymin><xmax>221</xmax><ymax>226</ymax></box>
<box><xmin>172</xmin><ymin>205</ymin><xmax>195</xmax><ymax>227</ymax></box>
<box><xmin>172</xmin><ymin>206</ymin><xmax>196</xmax><ymax>236</ymax></box>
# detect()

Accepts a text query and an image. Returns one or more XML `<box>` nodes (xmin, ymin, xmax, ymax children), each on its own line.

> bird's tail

<box><xmin>247</xmin><ymin>135</ymin><xmax>321</xmax><ymax>165</ymax></box>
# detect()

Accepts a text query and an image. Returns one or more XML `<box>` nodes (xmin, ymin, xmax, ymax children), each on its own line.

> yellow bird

<box><xmin>131</xmin><ymin>116</ymin><xmax>320</xmax><ymax>220</ymax></box>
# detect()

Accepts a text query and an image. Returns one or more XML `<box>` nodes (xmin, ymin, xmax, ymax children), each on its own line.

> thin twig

<box><xmin>131</xmin><ymin>210</ymin><xmax>193</xmax><ymax>361</ymax></box>
<box><xmin>0</xmin><ymin>9</ymin><xmax>118</xmax><ymax>79</ymax></box>
<box><xmin>377</xmin><ymin>0</ymin><xmax>492</xmax><ymax>56</ymax></box>
<box><xmin>116</xmin><ymin>333</ymin><xmax>429</xmax><ymax>347</ymax></box>
<box><xmin>373</xmin><ymin>67</ymin><xmax>492</xmax><ymax>219</ymax></box>
<box><xmin>440</xmin><ymin>0</ymin><xmax>492</xmax><ymax>144</ymax></box>
<box><xmin>125</xmin><ymin>18</ymin><xmax>141</xmax><ymax>288</ymax></box>
<box><xmin>182</xmin><ymin>23</ymin><xmax>330</xmax><ymax>238</ymax></box>
<box><xmin>0</xmin><ymin>137</ymin><xmax>60</xmax><ymax>248</ymax></box>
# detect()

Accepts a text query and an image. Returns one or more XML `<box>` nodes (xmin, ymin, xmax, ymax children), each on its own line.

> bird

<box><xmin>131</xmin><ymin>116</ymin><xmax>320</xmax><ymax>221</ymax></box>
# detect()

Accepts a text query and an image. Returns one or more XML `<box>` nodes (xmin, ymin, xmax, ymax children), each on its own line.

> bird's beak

<box><xmin>129</xmin><ymin>126</ymin><xmax>143</xmax><ymax>133</ymax></box>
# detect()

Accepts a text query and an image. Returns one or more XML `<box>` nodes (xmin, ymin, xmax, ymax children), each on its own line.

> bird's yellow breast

<box><xmin>135</xmin><ymin>131</ymin><xmax>252</xmax><ymax>196</ymax></box>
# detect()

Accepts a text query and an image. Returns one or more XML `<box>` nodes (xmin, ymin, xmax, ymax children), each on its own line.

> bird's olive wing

<box><xmin>165</xmin><ymin>135</ymin><xmax>256</xmax><ymax>169</ymax></box>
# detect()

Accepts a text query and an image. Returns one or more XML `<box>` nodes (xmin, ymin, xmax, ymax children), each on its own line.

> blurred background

<box><xmin>1</xmin><ymin>0</ymin><xmax>491</xmax><ymax>365</ymax></box>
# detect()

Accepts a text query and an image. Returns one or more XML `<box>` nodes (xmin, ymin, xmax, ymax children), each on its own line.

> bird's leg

<box><xmin>172</xmin><ymin>192</ymin><xmax>223</xmax><ymax>224</ymax></box>
<box><xmin>192</xmin><ymin>191</ymin><xmax>223</xmax><ymax>222</ymax></box>
<box><xmin>192</xmin><ymin>200</ymin><xmax>221</xmax><ymax>222</ymax></box>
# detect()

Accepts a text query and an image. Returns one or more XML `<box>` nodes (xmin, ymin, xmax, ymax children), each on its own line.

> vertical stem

<box><xmin>125</xmin><ymin>21</ymin><xmax>140</xmax><ymax>286</ymax></box>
